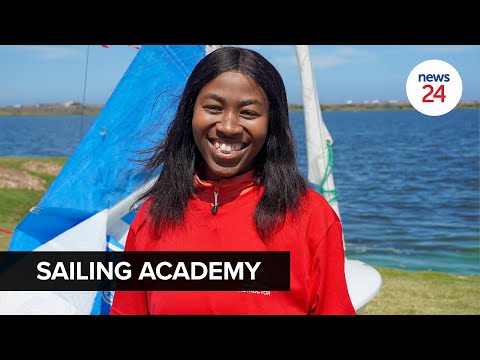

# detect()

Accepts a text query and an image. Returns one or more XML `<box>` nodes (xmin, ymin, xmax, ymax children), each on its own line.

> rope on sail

<box><xmin>318</xmin><ymin>139</ymin><xmax>338</xmax><ymax>204</ymax></box>
<box><xmin>80</xmin><ymin>45</ymin><xmax>90</xmax><ymax>137</ymax></box>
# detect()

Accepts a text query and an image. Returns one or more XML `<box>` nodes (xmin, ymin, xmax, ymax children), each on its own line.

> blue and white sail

<box><xmin>2</xmin><ymin>45</ymin><xmax>206</xmax><ymax>314</ymax></box>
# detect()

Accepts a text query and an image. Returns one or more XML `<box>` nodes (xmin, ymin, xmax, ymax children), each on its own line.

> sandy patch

<box><xmin>0</xmin><ymin>167</ymin><xmax>46</xmax><ymax>190</ymax></box>
<box><xmin>22</xmin><ymin>160</ymin><xmax>63</xmax><ymax>176</ymax></box>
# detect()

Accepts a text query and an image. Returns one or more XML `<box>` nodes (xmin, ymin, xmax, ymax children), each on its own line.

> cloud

<box><xmin>7</xmin><ymin>45</ymin><xmax>84</xmax><ymax>59</ymax></box>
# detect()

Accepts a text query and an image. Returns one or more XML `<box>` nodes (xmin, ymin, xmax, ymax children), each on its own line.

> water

<box><xmin>290</xmin><ymin>109</ymin><xmax>479</xmax><ymax>275</ymax></box>
<box><xmin>0</xmin><ymin>110</ymin><xmax>479</xmax><ymax>275</ymax></box>
<box><xmin>0</xmin><ymin>115</ymin><xmax>96</xmax><ymax>156</ymax></box>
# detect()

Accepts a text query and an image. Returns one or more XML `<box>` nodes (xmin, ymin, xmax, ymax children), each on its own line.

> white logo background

<box><xmin>406</xmin><ymin>59</ymin><xmax>462</xmax><ymax>116</ymax></box>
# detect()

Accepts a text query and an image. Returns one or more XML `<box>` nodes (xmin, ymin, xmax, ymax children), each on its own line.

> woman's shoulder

<box><xmin>300</xmin><ymin>187</ymin><xmax>340</xmax><ymax>224</ymax></box>
<box><xmin>129</xmin><ymin>197</ymin><xmax>153</xmax><ymax>233</ymax></box>
<box><xmin>302</xmin><ymin>187</ymin><xmax>334</xmax><ymax>208</ymax></box>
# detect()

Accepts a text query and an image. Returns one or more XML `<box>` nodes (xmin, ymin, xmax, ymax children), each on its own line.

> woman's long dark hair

<box><xmin>136</xmin><ymin>46</ymin><xmax>307</xmax><ymax>241</ymax></box>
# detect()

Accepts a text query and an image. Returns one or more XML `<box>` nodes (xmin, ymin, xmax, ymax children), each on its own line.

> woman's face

<box><xmin>192</xmin><ymin>71</ymin><xmax>269</xmax><ymax>180</ymax></box>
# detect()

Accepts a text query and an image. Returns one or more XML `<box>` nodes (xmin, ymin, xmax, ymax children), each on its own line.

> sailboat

<box><xmin>1</xmin><ymin>45</ymin><xmax>381</xmax><ymax>314</ymax></box>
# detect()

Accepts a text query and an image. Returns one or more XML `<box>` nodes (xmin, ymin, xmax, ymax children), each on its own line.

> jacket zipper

<box><xmin>211</xmin><ymin>183</ymin><xmax>219</xmax><ymax>215</ymax></box>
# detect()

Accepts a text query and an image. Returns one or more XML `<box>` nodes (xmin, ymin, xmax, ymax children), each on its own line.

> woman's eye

<box><xmin>204</xmin><ymin>105</ymin><xmax>222</xmax><ymax>113</ymax></box>
<box><xmin>241</xmin><ymin>111</ymin><xmax>258</xmax><ymax>118</ymax></box>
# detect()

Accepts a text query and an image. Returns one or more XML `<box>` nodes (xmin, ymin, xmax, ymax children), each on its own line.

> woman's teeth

<box><xmin>213</xmin><ymin>141</ymin><xmax>244</xmax><ymax>154</ymax></box>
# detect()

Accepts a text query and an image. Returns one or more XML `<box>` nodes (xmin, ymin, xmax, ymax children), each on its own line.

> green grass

<box><xmin>0</xmin><ymin>189</ymin><xmax>45</xmax><ymax>250</ymax></box>
<box><xmin>363</xmin><ymin>267</ymin><xmax>480</xmax><ymax>315</ymax></box>
<box><xmin>0</xmin><ymin>156</ymin><xmax>68</xmax><ymax>179</ymax></box>
<box><xmin>1</xmin><ymin>156</ymin><xmax>479</xmax><ymax>314</ymax></box>
<box><xmin>0</xmin><ymin>157</ymin><xmax>68</xmax><ymax>250</ymax></box>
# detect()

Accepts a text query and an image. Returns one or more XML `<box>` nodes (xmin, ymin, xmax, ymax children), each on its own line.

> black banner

<box><xmin>0</xmin><ymin>251</ymin><xmax>290</xmax><ymax>291</ymax></box>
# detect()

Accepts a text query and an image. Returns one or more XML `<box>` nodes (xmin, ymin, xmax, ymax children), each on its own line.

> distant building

<box><xmin>62</xmin><ymin>101</ymin><xmax>75</xmax><ymax>108</ymax></box>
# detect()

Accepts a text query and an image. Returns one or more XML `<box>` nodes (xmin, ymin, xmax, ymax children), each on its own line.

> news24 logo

<box><xmin>406</xmin><ymin>59</ymin><xmax>462</xmax><ymax>116</ymax></box>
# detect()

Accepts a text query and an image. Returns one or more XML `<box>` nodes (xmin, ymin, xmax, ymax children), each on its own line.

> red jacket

<box><xmin>110</xmin><ymin>171</ymin><xmax>356</xmax><ymax>315</ymax></box>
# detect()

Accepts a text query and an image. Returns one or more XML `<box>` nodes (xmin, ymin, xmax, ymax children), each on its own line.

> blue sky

<box><xmin>0</xmin><ymin>45</ymin><xmax>478</xmax><ymax>107</ymax></box>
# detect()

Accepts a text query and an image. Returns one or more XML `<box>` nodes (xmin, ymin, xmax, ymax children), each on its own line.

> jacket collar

<box><xmin>192</xmin><ymin>169</ymin><xmax>256</xmax><ymax>205</ymax></box>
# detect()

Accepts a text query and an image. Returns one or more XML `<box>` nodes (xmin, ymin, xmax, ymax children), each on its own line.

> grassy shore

<box><xmin>288</xmin><ymin>100</ymin><xmax>479</xmax><ymax>112</ymax></box>
<box><xmin>0</xmin><ymin>101</ymin><xmax>478</xmax><ymax>116</ymax></box>
<box><xmin>0</xmin><ymin>157</ymin><xmax>68</xmax><ymax>250</ymax></box>
<box><xmin>361</xmin><ymin>267</ymin><xmax>479</xmax><ymax>314</ymax></box>
<box><xmin>0</xmin><ymin>103</ymin><xmax>103</xmax><ymax>117</ymax></box>
<box><xmin>0</xmin><ymin>156</ymin><xmax>479</xmax><ymax>314</ymax></box>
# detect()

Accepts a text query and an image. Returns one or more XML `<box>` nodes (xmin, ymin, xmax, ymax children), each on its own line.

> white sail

<box><xmin>206</xmin><ymin>45</ymin><xmax>222</xmax><ymax>54</ymax></box>
<box><xmin>295</xmin><ymin>45</ymin><xmax>381</xmax><ymax>311</ymax></box>
<box><xmin>295</xmin><ymin>45</ymin><xmax>340</xmax><ymax>218</ymax></box>
<box><xmin>0</xmin><ymin>210</ymin><xmax>109</xmax><ymax>314</ymax></box>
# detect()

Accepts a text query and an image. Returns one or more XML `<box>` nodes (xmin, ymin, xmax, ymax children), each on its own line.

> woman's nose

<box><xmin>216</xmin><ymin>111</ymin><xmax>242</xmax><ymax>136</ymax></box>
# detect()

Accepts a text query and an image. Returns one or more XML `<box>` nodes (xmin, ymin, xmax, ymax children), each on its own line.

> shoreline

<box><xmin>0</xmin><ymin>101</ymin><xmax>478</xmax><ymax>116</ymax></box>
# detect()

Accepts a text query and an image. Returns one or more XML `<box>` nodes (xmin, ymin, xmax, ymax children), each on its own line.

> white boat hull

<box><xmin>345</xmin><ymin>259</ymin><xmax>382</xmax><ymax>312</ymax></box>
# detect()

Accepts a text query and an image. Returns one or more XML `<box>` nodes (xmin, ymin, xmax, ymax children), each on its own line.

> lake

<box><xmin>1</xmin><ymin>109</ymin><xmax>479</xmax><ymax>275</ymax></box>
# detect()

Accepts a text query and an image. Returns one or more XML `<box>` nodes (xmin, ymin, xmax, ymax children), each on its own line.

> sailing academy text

<box><xmin>36</xmin><ymin>260</ymin><xmax>262</xmax><ymax>281</ymax></box>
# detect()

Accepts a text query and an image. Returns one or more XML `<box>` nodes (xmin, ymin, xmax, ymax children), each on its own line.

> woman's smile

<box><xmin>208</xmin><ymin>137</ymin><xmax>249</xmax><ymax>160</ymax></box>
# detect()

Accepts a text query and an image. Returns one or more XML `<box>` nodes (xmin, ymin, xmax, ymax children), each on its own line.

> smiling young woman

<box><xmin>192</xmin><ymin>71</ymin><xmax>269</xmax><ymax>181</ymax></box>
<box><xmin>109</xmin><ymin>46</ymin><xmax>356</xmax><ymax>315</ymax></box>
